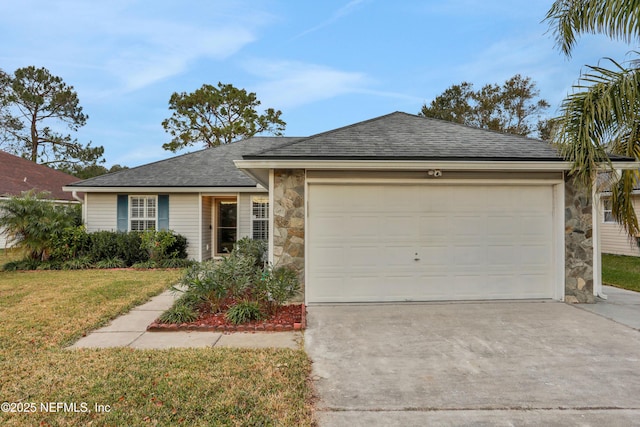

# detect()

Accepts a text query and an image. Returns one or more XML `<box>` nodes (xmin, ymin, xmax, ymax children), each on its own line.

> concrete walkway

<box><xmin>574</xmin><ymin>285</ymin><xmax>640</xmax><ymax>330</ymax></box>
<box><xmin>68</xmin><ymin>289</ymin><xmax>302</xmax><ymax>350</ymax></box>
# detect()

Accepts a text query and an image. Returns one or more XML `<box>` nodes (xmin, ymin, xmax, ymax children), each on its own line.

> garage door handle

<box><xmin>414</xmin><ymin>253</ymin><xmax>420</xmax><ymax>261</ymax></box>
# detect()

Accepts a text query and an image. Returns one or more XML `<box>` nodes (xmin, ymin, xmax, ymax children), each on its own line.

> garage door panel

<box><xmin>383</xmin><ymin>216</ymin><xmax>417</xmax><ymax>240</ymax></box>
<box><xmin>312</xmin><ymin>215</ymin><xmax>345</xmax><ymax>237</ymax></box>
<box><xmin>308</xmin><ymin>184</ymin><xmax>556</xmax><ymax>303</ymax></box>
<box><xmin>521</xmin><ymin>215</ymin><xmax>553</xmax><ymax>238</ymax></box>
<box><xmin>348</xmin><ymin>215</ymin><xmax>381</xmax><ymax>239</ymax></box>
<box><xmin>415</xmin><ymin>245</ymin><xmax>450</xmax><ymax>266</ymax></box>
<box><xmin>453</xmin><ymin>215</ymin><xmax>486</xmax><ymax>237</ymax></box>
<box><xmin>417</xmin><ymin>215</ymin><xmax>449</xmax><ymax>238</ymax></box>
<box><xmin>348</xmin><ymin>245</ymin><xmax>383</xmax><ymax>267</ymax></box>
<box><xmin>452</xmin><ymin>275</ymin><xmax>488</xmax><ymax>299</ymax></box>
<box><xmin>383</xmin><ymin>245</ymin><xmax>415</xmax><ymax>267</ymax></box>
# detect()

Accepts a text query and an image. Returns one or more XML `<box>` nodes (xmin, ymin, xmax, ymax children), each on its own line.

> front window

<box><xmin>603</xmin><ymin>198</ymin><xmax>615</xmax><ymax>223</ymax></box>
<box><xmin>252</xmin><ymin>196</ymin><xmax>269</xmax><ymax>241</ymax></box>
<box><xmin>217</xmin><ymin>200</ymin><xmax>237</xmax><ymax>254</ymax></box>
<box><xmin>130</xmin><ymin>196</ymin><xmax>157</xmax><ymax>231</ymax></box>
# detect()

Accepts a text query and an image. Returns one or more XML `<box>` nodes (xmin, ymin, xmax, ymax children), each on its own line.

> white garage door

<box><xmin>307</xmin><ymin>184</ymin><xmax>555</xmax><ymax>303</ymax></box>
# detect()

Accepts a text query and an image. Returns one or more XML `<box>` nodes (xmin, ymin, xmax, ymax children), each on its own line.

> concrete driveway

<box><xmin>305</xmin><ymin>297</ymin><xmax>640</xmax><ymax>426</ymax></box>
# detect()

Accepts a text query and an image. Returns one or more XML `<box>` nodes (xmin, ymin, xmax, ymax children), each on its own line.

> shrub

<box><xmin>141</xmin><ymin>230</ymin><xmax>188</xmax><ymax>262</ymax></box>
<box><xmin>35</xmin><ymin>260</ymin><xmax>62</xmax><ymax>270</ymax></box>
<box><xmin>213</xmin><ymin>253</ymin><xmax>256</xmax><ymax>300</ymax></box>
<box><xmin>50</xmin><ymin>225</ymin><xmax>90</xmax><ymax>261</ymax></box>
<box><xmin>257</xmin><ymin>266</ymin><xmax>300</xmax><ymax>313</ymax></box>
<box><xmin>225</xmin><ymin>300</ymin><xmax>263</xmax><ymax>325</ymax></box>
<box><xmin>158</xmin><ymin>258</ymin><xmax>194</xmax><ymax>269</ymax></box>
<box><xmin>131</xmin><ymin>260</ymin><xmax>158</xmax><ymax>269</ymax></box>
<box><xmin>94</xmin><ymin>258</ymin><xmax>126</xmax><ymax>269</ymax></box>
<box><xmin>233</xmin><ymin>237</ymin><xmax>267</xmax><ymax>269</ymax></box>
<box><xmin>0</xmin><ymin>191</ymin><xmax>80</xmax><ymax>260</ymax></box>
<box><xmin>166</xmin><ymin>239</ymin><xmax>300</xmax><ymax>324</ymax></box>
<box><xmin>158</xmin><ymin>293</ymin><xmax>202</xmax><ymax>324</ymax></box>
<box><xmin>178</xmin><ymin>260</ymin><xmax>227</xmax><ymax>312</ymax></box>
<box><xmin>2</xmin><ymin>259</ymin><xmax>41</xmax><ymax>271</ymax></box>
<box><xmin>88</xmin><ymin>231</ymin><xmax>146</xmax><ymax>266</ymax></box>
<box><xmin>61</xmin><ymin>256</ymin><xmax>94</xmax><ymax>270</ymax></box>
<box><xmin>158</xmin><ymin>304</ymin><xmax>198</xmax><ymax>324</ymax></box>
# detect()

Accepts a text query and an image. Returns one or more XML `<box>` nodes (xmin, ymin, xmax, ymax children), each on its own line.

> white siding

<box><xmin>600</xmin><ymin>196</ymin><xmax>640</xmax><ymax>257</ymax></box>
<box><xmin>201</xmin><ymin>196</ymin><xmax>212</xmax><ymax>260</ymax></box>
<box><xmin>168</xmin><ymin>194</ymin><xmax>200</xmax><ymax>260</ymax></box>
<box><xmin>238</xmin><ymin>193</ymin><xmax>252</xmax><ymax>239</ymax></box>
<box><xmin>85</xmin><ymin>193</ymin><xmax>117</xmax><ymax>232</ymax></box>
<box><xmin>83</xmin><ymin>191</ymin><xmax>267</xmax><ymax>261</ymax></box>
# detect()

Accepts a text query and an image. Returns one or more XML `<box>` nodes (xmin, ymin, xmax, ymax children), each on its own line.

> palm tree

<box><xmin>0</xmin><ymin>191</ymin><xmax>78</xmax><ymax>260</ymax></box>
<box><xmin>545</xmin><ymin>0</ymin><xmax>640</xmax><ymax>237</ymax></box>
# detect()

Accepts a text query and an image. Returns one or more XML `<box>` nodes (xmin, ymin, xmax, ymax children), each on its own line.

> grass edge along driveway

<box><xmin>602</xmin><ymin>253</ymin><xmax>640</xmax><ymax>293</ymax></box>
<box><xmin>0</xmin><ymin>267</ymin><xmax>313</xmax><ymax>426</ymax></box>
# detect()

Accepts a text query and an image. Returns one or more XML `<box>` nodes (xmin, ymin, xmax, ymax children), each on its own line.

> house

<box><xmin>65</xmin><ymin>112</ymin><xmax>637</xmax><ymax>304</ymax></box>
<box><xmin>64</xmin><ymin>137</ymin><xmax>302</xmax><ymax>259</ymax></box>
<box><xmin>0</xmin><ymin>150</ymin><xmax>81</xmax><ymax>248</ymax></box>
<box><xmin>595</xmin><ymin>174</ymin><xmax>640</xmax><ymax>257</ymax></box>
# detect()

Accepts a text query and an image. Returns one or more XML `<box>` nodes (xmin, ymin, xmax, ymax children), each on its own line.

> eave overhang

<box><xmin>234</xmin><ymin>159</ymin><xmax>640</xmax><ymax>188</ymax></box>
<box><xmin>62</xmin><ymin>185</ymin><xmax>267</xmax><ymax>194</ymax></box>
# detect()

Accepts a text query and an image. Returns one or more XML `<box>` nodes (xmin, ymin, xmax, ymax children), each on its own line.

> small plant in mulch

<box><xmin>155</xmin><ymin>238</ymin><xmax>302</xmax><ymax>330</ymax></box>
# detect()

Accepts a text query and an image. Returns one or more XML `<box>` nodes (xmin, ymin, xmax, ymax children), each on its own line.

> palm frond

<box><xmin>545</xmin><ymin>0</ymin><xmax>640</xmax><ymax>57</ymax></box>
<box><xmin>554</xmin><ymin>59</ymin><xmax>640</xmax><ymax>236</ymax></box>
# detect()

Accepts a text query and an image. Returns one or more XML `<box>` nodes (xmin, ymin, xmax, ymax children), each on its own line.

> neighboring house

<box><xmin>66</xmin><ymin>112</ymin><xmax>637</xmax><ymax>304</ymax></box>
<box><xmin>596</xmin><ymin>174</ymin><xmax>640</xmax><ymax>257</ymax></box>
<box><xmin>64</xmin><ymin>137</ymin><xmax>301</xmax><ymax>260</ymax></box>
<box><xmin>0</xmin><ymin>150</ymin><xmax>81</xmax><ymax>248</ymax></box>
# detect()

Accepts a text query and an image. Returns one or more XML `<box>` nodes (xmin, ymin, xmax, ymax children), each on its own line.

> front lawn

<box><xmin>0</xmin><ymin>268</ymin><xmax>313</xmax><ymax>426</ymax></box>
<box><xmin>602</xmin><ymin>254</ymin><xmax>640</xmax><ymax>292</ymax></box>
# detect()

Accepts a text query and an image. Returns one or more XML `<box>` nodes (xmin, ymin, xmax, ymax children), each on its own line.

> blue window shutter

<box><xmin>158</xmin><ymin>195</ymin><xmax>169</xmax><ymax>230</ymax></box>
<box><xmin>117</xmin><ymin>195</ymin><xmax>128</xmax><ymax>232</ymax></box>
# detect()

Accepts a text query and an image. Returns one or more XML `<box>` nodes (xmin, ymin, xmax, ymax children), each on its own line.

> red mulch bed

<box><xmin>148</xmin><ymin>304</ymin><xmax>305</xmax><ymax>332</ymax></box>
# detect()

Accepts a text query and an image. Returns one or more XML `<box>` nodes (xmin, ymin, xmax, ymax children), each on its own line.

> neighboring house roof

<box><xmin>67</xmin><ymin>137</ymin><xmax>302</xmax><ymax>188</ymax></box>
<box><xmin>0</xmin><ymin>150</ymin><xmax>79</xmax><ymax>201</ymax></box>
<box><xmin>244</xmin><ymin>111</ymin><xmax>564</xmax><ymax>161</ymax></box>
<box><xmin>597</xmin><ymin>171</ymin><xmax>640</xmax><ymax>193</ymax></box>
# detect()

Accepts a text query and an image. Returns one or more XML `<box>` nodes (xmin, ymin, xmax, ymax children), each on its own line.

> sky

<box><xmin>0</xmin><ymin>0</ymin><xmax>636</xmax><ymax>168</ymax></box>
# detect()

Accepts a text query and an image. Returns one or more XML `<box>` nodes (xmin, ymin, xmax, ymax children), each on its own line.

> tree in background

<box><xmin>545</xmin><ymin>0</ymin><xmax>640</xmax><ymax>237</ymax></box>
<box><xmin>0</xmin><ymin>66</ymin><xmax>104</xmax><ymax>168</ymax></box>
<box><xmin>420</xmin><ymin>74</ymin><xmax>550</xmax><ymax>139</ymax></box>
<box><xmin>161</xmin><ymin>82</ymin><xmax>286</xmax><ymax>152</ymax></box>
<box><xmin>59</xmin><ymin>163</ymin><xmax>128</xmax><ymax>179</ymax></box>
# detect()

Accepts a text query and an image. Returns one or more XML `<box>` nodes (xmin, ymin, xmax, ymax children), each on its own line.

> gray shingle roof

<box><xmin>67</xmin><ymin>137</ymin><xmax>301</xmax><ymax>188</ymax></box>
<box><xmin>245</xmin><ymin>112</ymin><xmax>563</xmax><ymax>161</ymax></box>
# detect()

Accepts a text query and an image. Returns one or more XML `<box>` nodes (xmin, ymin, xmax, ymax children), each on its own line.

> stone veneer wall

<box><xmin>565</xmin><ymin>175</ymin><xmax>595</xmax><ymax>303</ymax></box>
<box><xmin>273</xmin><ymin>169</ymin><xmax>305</xmax><ymax>302</ymax></box>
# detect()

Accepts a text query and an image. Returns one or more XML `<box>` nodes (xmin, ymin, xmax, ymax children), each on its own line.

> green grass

<box><xmin>602</xmin><ymin>254</ymin><xmax>640</xmax><ymax>292</ymax></box>
<box><xmin>0</xmin><ymin>268</ymin><xmax>313</xmax><ymax>426</ymax></box>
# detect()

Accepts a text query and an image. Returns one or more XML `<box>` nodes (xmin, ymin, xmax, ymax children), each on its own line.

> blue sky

<box><xmin>0</xmin><ymin>0</ymin><xmax>634</xmax><ymax>168</ymax></box>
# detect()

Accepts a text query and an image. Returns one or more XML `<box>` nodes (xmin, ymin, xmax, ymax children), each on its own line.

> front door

<box><xmin>216</xmin><ymin>199</ymin><xmax>237</xmax><ymax>255</ymax></box>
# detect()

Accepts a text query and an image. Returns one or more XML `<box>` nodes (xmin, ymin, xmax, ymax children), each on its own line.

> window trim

<box><xmin>129</xmin><ymin>195</ymin><xmax>158</xmax><ymax>231</ymax></box>
<box><xmin>251</xmin><ymin>196</ymin><xmax>269</xmax><ymax>241</ymax></box>
<box><xmin>603</xmin><ymin>198</ymin><xmax>615</xmax><ymax>224</ymax></box>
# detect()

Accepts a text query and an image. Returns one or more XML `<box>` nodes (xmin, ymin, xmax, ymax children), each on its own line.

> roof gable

<box><xmin>67</xmin><ymin>137</ymin><xmax>302</xmax><ymax>188</ymax></box>
<box><xmin>0</xmin><ymin>151</ymin><xmax>80</xmax><ymax>200</ymax></box>
<box><xmin>245</xmin><ymin>112</ymin><xmax>562</xmax><ymax>161</ymax></box>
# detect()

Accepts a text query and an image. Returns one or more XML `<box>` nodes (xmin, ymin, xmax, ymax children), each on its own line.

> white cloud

<box><xmin>245</xmin><ymin>60</ymin><xmax>374</xmax><ymax>109</ymax></box>
<box><xmin>104</xmin><ymin>22</ymin><xmax>256</xmax><ymax>93</ymax></box>
<box><xmin>294</xmin><ymin>0</ymin><xmax>369</xmax><ymax>39</ymax></box>
<box><xmin>0</xmin><ymin>0</ymin><xmax>267</xmax><ymax>96</ymax></box>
